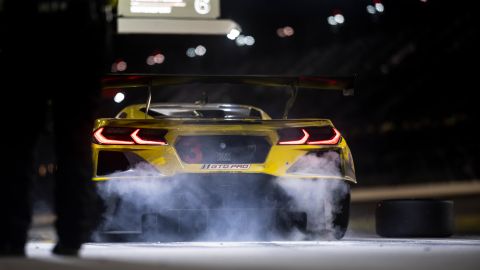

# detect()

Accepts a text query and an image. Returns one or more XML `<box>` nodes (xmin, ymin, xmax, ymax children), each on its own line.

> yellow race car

<box><xmin>92</xmin><ymin>75</ymin><xmax>356</xmax><ymax>241</ymax></box>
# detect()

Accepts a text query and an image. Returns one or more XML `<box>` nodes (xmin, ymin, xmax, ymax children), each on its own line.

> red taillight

<box><xmin>93</xmin><ymin>127</ymin><xmax>168</xmax><ymax>145</ymax></box>
<box><xmin>278</xmin><ymin>129</ymin><xmax>309</xmax><ymax>145</ymax></box>
<box><xmin>93</xmin><ymin>127</ymin><xmax>134</xmax><ymax>145</ymax></box>
<box><xmin>131</xmin><ymin>129</ymin><xmax>167</xmax><ymax>145</ymax></box>
<box><xmin>307</xmin><ymin>128</ymin><xmax>341</xmax><ymax>145</ymax></box>
<box><xmin>277</xmin><ymin>127</ymin><xmax>341</xmax><ymax>145</ymax></box>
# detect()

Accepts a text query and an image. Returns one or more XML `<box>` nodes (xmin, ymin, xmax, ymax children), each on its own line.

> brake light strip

<box><xmin>278</xmin><ymin>129</ymin><xmax>310</xmax><ymax>145</ymax></box>
<box><xmin>307</xmin><ymin>128</ymin><xmax>341</xmax><ymax>145</ymax></box>
<box><xmin>131</xmin><ymin>129</ymin><xmax>167</xmax><ymax>145</ymax></box>
<box><xmin>93</xmin><ymin>127</ymin><xmax>135</xmax><ymax>145</ymax></box>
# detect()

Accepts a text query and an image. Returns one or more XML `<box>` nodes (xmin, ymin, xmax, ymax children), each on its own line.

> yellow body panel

<box><xmin>92</xmin><ymin>104</ymin><xmax>356</xmax><ymax>183</ymax></box>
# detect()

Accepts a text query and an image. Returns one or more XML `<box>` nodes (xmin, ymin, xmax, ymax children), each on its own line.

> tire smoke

<box><xmin>93</xmin><ymin>152</ymin><xmax>350</xmax><ymax>242</ymax></box>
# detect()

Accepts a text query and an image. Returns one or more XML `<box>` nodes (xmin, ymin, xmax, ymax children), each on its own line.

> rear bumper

<box><xmin>92</xmin><ymin>141</ymin><xmax>356</xmax><ymax>183</ymax></box>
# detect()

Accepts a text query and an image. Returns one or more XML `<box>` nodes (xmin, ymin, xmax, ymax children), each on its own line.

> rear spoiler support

<box><xmin>283</xmin><ymin>82</ymin><xmax>299</xmax><ymax>119</ymax></box>
<box><xmin>145</xmin><ymin>80</ymin><xmax>153</xmax><ymax>119</ymax></box>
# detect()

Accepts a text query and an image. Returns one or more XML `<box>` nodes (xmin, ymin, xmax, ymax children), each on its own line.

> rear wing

<box><xmin>102</xmin><ymin>74</ymin><xmax>355</xmax><ymax>119</ymax></box>
<box><xmin>102</xmin><ymin>74</ymin><xmax>354</xmax><ymax>94</ymax></box>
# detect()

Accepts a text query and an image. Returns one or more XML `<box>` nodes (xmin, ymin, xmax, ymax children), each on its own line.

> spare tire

<box><xmin>375</xmin><ymin>199</ymin><xmax>454</xmax><ymax>237</ymax></box>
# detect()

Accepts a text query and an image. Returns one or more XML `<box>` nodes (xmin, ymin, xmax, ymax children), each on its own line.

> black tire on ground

<box><xmin>303</xmin><ymin>181</ymin><xmax>351</xmax><ymax>240</ymax></box>
<box><xmin>331</xmin><ymin>188</ymin><xmax>350</xmax><ymax>240</ymax></box>
<box><xmin>375</xmin><ymin>199</ymin><xmax>454</xmax><ymax>238</ymax></box>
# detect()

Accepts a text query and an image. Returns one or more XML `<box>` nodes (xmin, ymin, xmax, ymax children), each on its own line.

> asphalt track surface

<box><xmin>1</xmin><ymin>237</ymin><xmax>479</xmax><ymax>270</ymax></box>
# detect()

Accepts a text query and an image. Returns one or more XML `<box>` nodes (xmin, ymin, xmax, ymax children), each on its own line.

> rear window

<box><xmin>139</xmin><ymin>106</ymin><xmax>263</xmax><ymax>119</ymax></box>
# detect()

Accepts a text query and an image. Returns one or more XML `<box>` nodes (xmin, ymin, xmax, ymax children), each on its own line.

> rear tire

<box><xmin>330</xmin><ymin>188</ymin><xmax>350</xmax><ymax>239</ymax></box>
<box><xmin>375</xmin><ymin>199</ymin><xmax>454</xmax><ymax>237</ymax></box>
<box><xmin>304</xmin><ymin>181</ymin><xmax>351</xmax><ymax>240</ymax></box>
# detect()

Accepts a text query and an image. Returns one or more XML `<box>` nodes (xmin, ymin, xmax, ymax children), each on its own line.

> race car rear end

<box><xmin>92</xmin><ymin>75</ymin><xmax>355</xmax><ymax>241</ymax></box>
<box><xmin>92</xmin><ymin>117</ymin><xmax>356</xmax><ymax>182</ymax></box>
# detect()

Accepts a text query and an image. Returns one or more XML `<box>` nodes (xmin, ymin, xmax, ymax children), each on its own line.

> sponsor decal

<box><xmin>201</xmin><ymin>164</ymin><xmax>251</xmax><ymax>170</ymax></box>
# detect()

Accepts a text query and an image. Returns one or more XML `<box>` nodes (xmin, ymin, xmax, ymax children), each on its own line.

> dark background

<box><xmin>35</xmin><ymin>0</ymin><xmax>479</xmax><ymax>188</ymax></box>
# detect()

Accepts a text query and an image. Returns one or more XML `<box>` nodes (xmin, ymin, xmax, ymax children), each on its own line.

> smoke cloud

<box><xmin>93</xmin><ymin>151</ymin><xmax>350</xmax><ymax>242</ymax></box>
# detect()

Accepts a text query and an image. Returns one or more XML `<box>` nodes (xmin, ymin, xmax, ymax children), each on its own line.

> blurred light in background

<box><xmin>375</xmin><ymin>2</ymin><xmax>385</xmax><ymax>13</ymax></box>
<box><xmin>276</xmin><ymin>28</ymin><xmax>284</xmax><ymax>37</ymax></box>
<box><xmin>334</xmin><ymin>14</ymin><xmax>345</xmax><ymax>24</ymax></box>
<box><xmin>195</xmin><ymin>45</ymin><xmax>207</xmax><ymax>56</ymax></box>
<box><xmin>328</xmin><ymin>10</ymin><xmax>345</xmax><ymax>26</ymax></box>
<box><xmin>186</xmin><ymin>45</ymin><xmax>207</xmax><ymax>57</ymax></box>
<box><xmin>114</xmin><ymin>92</ymin><xmax>125</xmax><ymax>103</ymax></box>
<box><xmin>236</xmin><ymin>35</ymin><xmax>246</xmax><ymax>46</ymax></box>
<box><xmin>186</xmin><ymin>47</ymin><xmax>196</xmax><ymax>58</ymax></box>
<box><xmin>146</xmin><ymin>55</ymin><xmax>155</xmax><ymax>65</ymax></box>
<box><xmin>153</xmin><ymin>53</ymin><xmax>165</xmax><ymax>64</ymax></box>
<box><xmin>244</xmin><ymin>35</ymin><xmax>255</xmax><ymax>46</ymax></box>
<box><xmin>47</xmin><ymin>163</ymin><xmax>55</xmax><ymax>174</ymax></box>
<box><xmin>111</xmin><ymin>59</ymin><xmax>127</xmax><ymax>72</ymax></box>
<box><xmin>194</xmin><ymin>0</ymin><xmax>211</xmax><ymax>15</ymax></box>
<box><xmin>236</xmin><ymin>35</ymin><xmax>255</xmax><ymax>46</ymax></box>
<box><xmin>366</xmin><ymin>5</ymin><xmax>376</xmax><ymax>14</ymax></box>
<box><xmin>367</xmin><ymin>1</ymin><xmax>384</xmax><ymax>15</ymax></box>
<box><xmin>327</xmin><ymin>16</ymin><xmax>337</xmax><ymax>26</ymax></box>
<box><xmin>277</xmin><ymin>26</ymin><xmax>294</xmax><ymax>38</ymax></box>
<box><xmin>38</xmin><ymin>164</ymin><xmax>47</xmax><ymax>177</ymax></box>
<box><xmin>227</xmin><ymin>28</ymin><xmax>241</xmax><ymax>40</ymax></box>
<box><xmin>147</xmin><ymin>52</ymin><xmax>165</xmax><ymax>65</ymax></box>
